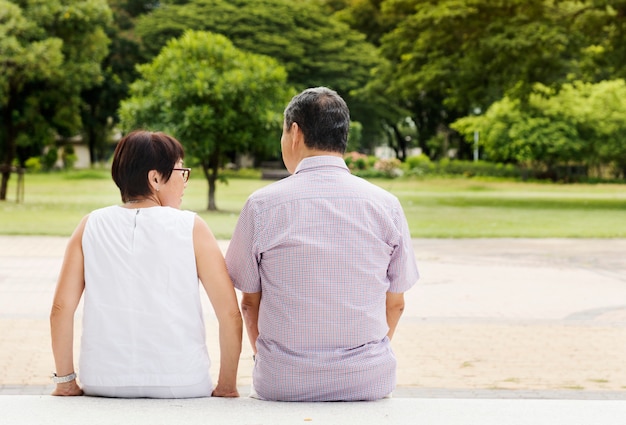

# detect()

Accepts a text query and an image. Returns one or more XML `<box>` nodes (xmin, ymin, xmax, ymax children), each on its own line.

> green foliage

<box><xmin>80</xmin><ymin>0</ymin><xmax>153</xmax><ymax>165</ymax></box>
<box><xmin>452</xmin><ymin>79</ymin><xmax>626</xmax><ymax>179</ymax></box>
<box><xmin>42</xmin><ymin>147</ymin><xmax>58</xmax><ymax>171</ymax></box>
<box><xmin>325</xmin><ymin>0</ymin><xmax>390</xmax><ymax>46</ymax></box>
<box><xmin>62</xmin><ymin>145</ymin><xmax>77</xmax><ymax>170</ymax></box>
<box><xmin>345</xmin><ymin>152</ymin><xmax>404</xmax><ymax>178</ymax></box>
<box><xmin>373</xmin><ymin>157</ymin><xmax>403</xmax><ymax>178</ymax></box>
<box><xmin>365</xmin><ymin>0</ymin><xmax>589</xmax><ymax>159</ymax></box>
<box><xmin>8</xmin><ymin>0</ymin><xmax>626</xmax><ymax>202</ymax></box>
<box><xmin>219</xmin><ymin>167</ymin><xmax>262</xmax><ymax>180</ymax></box>
<box><xmin>346</xmin><ymin>121</ymin><xmax>363</xmax><ymax>152</ymax></box>
<box><xmin>62</xmin><ymin>169</ymin><xmax>111</xmax><ymax>180</ymax></box>
<box><xmin>0</xmin><ymin>0</ymin><xmax>112</xmax><ymax>199</ymax></box>
<box><xmin>572</xmin><ymin>1</ymin><xmax>626</xmax><ymax>82</ymax></box>
<box><xmin>119</xmin><ymin>30</ymin><xmax>293</xmax><ymax>210</ymax></box>
<box><xmin>24</xmin><ymin>157</ymin><xmax>41</xmax><ymax>172</ymax></box>
<box><xmin>428</xmin><ymin>159</ymin><xmax>523</xmax><ymax>179</ymax></box>
<box><xmin>344</xmin><ymin>151</ymin><xmax>369</xmax><ymax>170</ymax></box>
<box><xmin>135</xmin><ymin>0</ymin><xmax>382</xmax><ymax>134</ymax></box>
<box><xmin>399</xmin><ymin>157</ymin><xmax>524</xmax><ymax>179</ymax></box>
<box><xmin>405</xmin><ymin>154</ymin><xmax>432</xmax><ymax>169</ymax></box>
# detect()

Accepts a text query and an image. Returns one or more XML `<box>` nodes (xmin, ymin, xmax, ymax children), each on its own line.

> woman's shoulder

<box><xmin>153</xmin><ymin>207</ymin><xmax>197</xmax><ymax>232</ymax></box>
<box><xmin>157</xmin><ymin>206</ymin><xmax>196</xmax><ymax>219</ymax></box>
<box><xmin>87</xmin><ymin>205</ymin><xmax>122</xmax><ymax>219</ymax></box>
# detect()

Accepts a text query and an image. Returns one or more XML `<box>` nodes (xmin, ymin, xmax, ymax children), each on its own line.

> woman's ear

<box><xmin>147</xmin><ymin>170</ymin><xmax>160</xmax><ymax>192</ymax></box>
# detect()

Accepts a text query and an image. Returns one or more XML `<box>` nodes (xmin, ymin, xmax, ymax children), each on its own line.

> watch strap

<box><xmin>51</xmin><ymin>372</ymin><xmax>77</xmax><ymax>384</ymax></box>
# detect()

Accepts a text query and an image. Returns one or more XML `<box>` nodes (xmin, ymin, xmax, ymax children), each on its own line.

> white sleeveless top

<box><xmin>79</xmin><ymin>205</ymin><xmax>211</xmax><ymax>388</ymax></box>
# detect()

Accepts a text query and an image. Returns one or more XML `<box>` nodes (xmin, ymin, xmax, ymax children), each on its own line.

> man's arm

<box><xmin>240</xmin><ymin>292</ymin><xmax>261</xmax><ymax>355</ymax></box>
<box><xmin>386</xmin><ymin>292</ymin><xmax>405</xmax><ymax>340</ymax></box>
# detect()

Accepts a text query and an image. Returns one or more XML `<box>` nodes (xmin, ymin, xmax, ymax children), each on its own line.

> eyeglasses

<box><xmin>172</xmin><ymin>167</ymin><xmax>191</xmax><ymax>183</ymax></box>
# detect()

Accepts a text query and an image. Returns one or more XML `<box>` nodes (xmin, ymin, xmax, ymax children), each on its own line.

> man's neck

<box><xmin>300</xmin><ymin>148</ymin><xmax>343</xmax><ymax>161</ymax></box>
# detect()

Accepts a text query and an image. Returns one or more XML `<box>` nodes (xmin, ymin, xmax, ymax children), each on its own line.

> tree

<box><xmin>373</xmin><ymin>0</ymin><xmax>581</xmax><ymax>159</ymax></box>
<box><xmin>321</xmin><ymin>0</ymin><xmax>391</xmax><ymax>46</ymax></box>
<box><xmin>80</xmin><ymin>0</ymin><xmax>155</xmax><ymax>165</ymax></box>
<box><xmin>451</xmin><ymin>80</ymin><xmax>626</xmax><ymax>179</ymax></box>
<box><xmin>316</xmin><ymin>0</ymin><xmax>424</xmax><ymax>157</ymax></box>
<box><xmin>573</xmin><ymin>0</ymin><xmax>626</xmax><ymax>81</ymax></box>
<box><xmin>555</xmin><ymin>79</ymin><xmax>626</xmax><ymax>177</ymax></box>
<box><xmin>134</xmin><ymin>0</ymin><xmax>381</xmax><ymax>141</ymax></box>
<box><xmin>0</xmin><ymin>0</ymin><xmax>111</xmax><ymax>200</ymax></box>
<box><xmin>349</xmin><ymin>62</ymin><xmax>414</xmax><ymax>157</ymax></box>
<box><xmin>119</xmin><ymin>30</ymin><xmax>293</xmax><ymax>210</ymax></box>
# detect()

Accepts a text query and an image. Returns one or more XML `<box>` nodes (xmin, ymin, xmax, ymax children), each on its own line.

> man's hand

<box><xmin>212</xmin><ymin>384</ymin><xmax>240</xmax><ymax>398</ymax></box>
<box><xmin>51</xmin><ymin>381</ymin><xmax>83</xmax><ymax>396</ymax></box>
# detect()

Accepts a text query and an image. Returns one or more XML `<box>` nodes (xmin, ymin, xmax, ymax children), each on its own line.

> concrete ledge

<box><xmin>3</xmin><ymin>395</ymin><xmax>625</xmax><ymax>425</ymax></box>
<box><xmin>4</xmin><ymin>384</ymin><xmax>626</xmax><ymax>400</ymax></box>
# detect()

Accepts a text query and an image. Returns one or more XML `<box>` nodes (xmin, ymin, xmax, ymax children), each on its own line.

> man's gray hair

<box><xmin>284</xmin><ymin>87</ymin><xmax>350</xmax><ymax>154</ymax></box>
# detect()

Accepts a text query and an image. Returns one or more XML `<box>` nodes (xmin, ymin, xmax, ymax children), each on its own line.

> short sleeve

<box><xmin>387</xmin><ymin>201</ymin><xmax>419</xmax><ymax>293</ymax></box>
<box><xmin>225</xmin><ymin>198</ymin><xmax>262</xmax><ymax>293</ymax></box>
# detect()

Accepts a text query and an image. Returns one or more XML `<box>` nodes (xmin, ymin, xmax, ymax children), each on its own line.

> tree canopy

<box><xmin>80</xmin><ymin>0</ymin><xmax>154</xmax><ymax>165</ymax></box>
<box><xmin>0</xmin><ymin>0</ymin><xmax>111</xmax><ymax>200</ymax></box>
<box><xmin>452</xmin><ymin>80</ymin><xmax>626</xmax><ymax>178</ymax></box>
<box><xmin>119</xmin><ymin>30</ymin><xmax>293</xmax><ymax>210</ymax></box>
<box><xmin>135</xmin><ymin>0</ymin><xmax>382</xmax><ymax>135</ymax></box>
<box><xmin>3</xmin><ymin>0</ymin><xmax>626</xmax><ymax>186</ymax></box>
<box><xmin>368</xmin><ymin>0</ymin><xmax>578</xmax><ymax>156</ymax></box>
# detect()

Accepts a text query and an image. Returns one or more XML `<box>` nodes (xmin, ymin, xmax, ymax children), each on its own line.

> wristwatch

<box><xmin>51</xmin><ymin>372</ymin><xmax>77</xmax><ymax>384</ymax></box>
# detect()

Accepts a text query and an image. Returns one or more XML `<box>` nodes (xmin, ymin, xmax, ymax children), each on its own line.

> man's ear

<box><xmin>147</xmin><ymin>170</ymin><xmax>160</xmax><ymax>191</ymax></box>
<box><xmin>291</xmin><ymin>122</ymin><xmax>304</xmax><ymax>149</ymax></box>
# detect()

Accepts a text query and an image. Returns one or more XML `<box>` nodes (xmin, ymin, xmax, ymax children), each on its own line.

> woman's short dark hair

<box><xmin>111</xmin><ymin>130</ymin><xmax>185</xmax><ymax>202</ymax></box>
<box><xmin>284</xmin><ymin>87</ymin><xmax>350</xmax><ymax>154</ymax></box>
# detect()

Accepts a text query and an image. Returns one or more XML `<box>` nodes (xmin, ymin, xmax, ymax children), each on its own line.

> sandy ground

<box><xmin>1</xmin><ymin>236</ymin><xmax>625</xmax><ymax>393</ymax></box>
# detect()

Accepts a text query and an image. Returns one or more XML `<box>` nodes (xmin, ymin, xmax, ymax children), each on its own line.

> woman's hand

<box><xmin>50</xmin><ymin>216</ymin><xmax>87</xmax><ymax>399</ymax></box>
<box><xmin>51</xmin><ymin>380</ymin><xmax>84</xmax><ymax>396</ymax></box>
<box><xmin>194</xmin><ymin>217</ymin><xmax>243</xmax><ymax>400</ymax></box>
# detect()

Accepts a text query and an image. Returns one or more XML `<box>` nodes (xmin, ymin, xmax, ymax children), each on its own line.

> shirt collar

<box><xmin>294</xmin><ymin>155</ymin><xmax>349</xmax><ymax>175</ymax></box>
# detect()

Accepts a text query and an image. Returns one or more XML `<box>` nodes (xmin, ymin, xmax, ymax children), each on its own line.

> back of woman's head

<box><xmin>112</xmin><ymin>130</ymin><xmax>185</xmax><ymax>202</ymax></box>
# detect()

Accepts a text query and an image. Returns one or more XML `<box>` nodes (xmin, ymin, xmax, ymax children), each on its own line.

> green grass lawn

<box><xmin>1</xmin><ymin>170</ymin><xmax>625</xmax><ymax>238</ymax></box>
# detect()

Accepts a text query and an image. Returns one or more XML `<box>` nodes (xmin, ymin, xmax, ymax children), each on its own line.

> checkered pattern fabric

<box><xmin>226</xmin><ymin>156</ymin><xmax>419</xmax><ymax>401</ymax></box>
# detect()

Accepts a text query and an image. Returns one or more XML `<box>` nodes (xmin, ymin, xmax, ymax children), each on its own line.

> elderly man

<box><xmin>225</xmin><ymin>87</ymin><xmax>419</xmax><ymax>401</ymax></box>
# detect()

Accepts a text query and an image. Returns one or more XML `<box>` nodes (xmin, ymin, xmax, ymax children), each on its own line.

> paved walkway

<box><xmin>1</xmin><ymin>236</ymin><xmax>625</xmax><ymax>399</ymax></box>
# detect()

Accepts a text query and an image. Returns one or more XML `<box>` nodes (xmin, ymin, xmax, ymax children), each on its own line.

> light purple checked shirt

<box><xmin>225</xmin><ymin>156</ymin><xmax>419</xmax><ymax>401</ymax></box>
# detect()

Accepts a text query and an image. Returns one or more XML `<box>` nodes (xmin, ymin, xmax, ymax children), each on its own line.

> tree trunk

<box><xmin>0</xmin><ymin>167</ymin><xmax>10</xmax><ymax>201</ymax></box>
<box><xmin>201</xmin><ymin>163</ymin><xmax>215</xmax><ymax>211</ymax></box>
<box><xmin>207</xmin><ymin>173</ymin><xmax>217</xmax><ymax>211</ymax></box>
<box><xmin>391</xmin><ymin>124</ymin><xmax>407</xmax><ymax>161</ymax></box>
<box><xmin>1</xmin><ymin>88</ymin><xmax>17</xmax><ymax>201</ymax></box>
<box><xmin>88</xmin><ymin>109</ymin><xmax>97</xmax><ymax>165</ymax></box>
<box><xmin>204</xmin><ymin>147</ymin><xmax>221</xmax><ymax>211</ymax></box>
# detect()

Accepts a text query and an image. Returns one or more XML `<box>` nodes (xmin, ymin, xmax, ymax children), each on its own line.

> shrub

<box><xmin>219</xmin><ymin>167</ymin><xmax>262</xmax><ymax>179</ymax></box>
<box><xmin>63</xmin><ymin>170</ymin><xmax>110</xmax><ymax>180</ymax></box>
<box><xmin>436</xmin><ymin>160</ymin><xmax>522</xmax><ymax>178</ymax></box>
<box><xmin>42</xmin><ymin>147</ymin><xmax>58</xmax><ymax>171</ymax></box>
<box><xmin>404</xmin><ymin>154</ymin><xmax>434</xmax><ymax>176</ymax></box>
<box><xmin>374</xmin><ymin>158</ymin><xmax>403</xmax><ymax>178</ymax></box>
<box><xmin>405</xmin><ymin>154</ymin><xmax>432</xmax><ymax>169</ymax></box>
<box><xmin>24</xmin><ymin>157</ymin><xmax>42</xmax><ymax>172</ymax></box>
<box><xmin>344</xmin><ymin>152</ymin><xmax>369</xmax><ymax>170</ymax></box>
<box><xmin>62</xmin><ymin>145</ymin><xmax>77</xmax><ymax>170</ymax></box>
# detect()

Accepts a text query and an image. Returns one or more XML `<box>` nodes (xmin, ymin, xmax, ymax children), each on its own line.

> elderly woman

<box><xmin>50</xmin><ymin>130</ymin><xmax>242</xmax><ymax>398</ymax></box>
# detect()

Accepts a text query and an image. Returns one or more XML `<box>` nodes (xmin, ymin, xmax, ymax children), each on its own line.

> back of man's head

<box><xmin>284</xmin><ymin>87</ymin><xmax>350</xmax><ymax>154</ymax></box>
